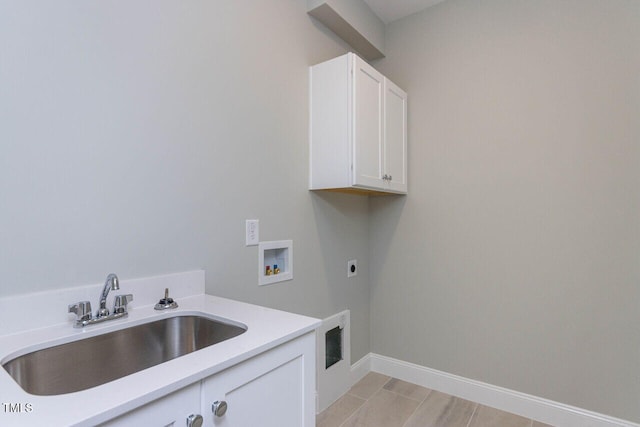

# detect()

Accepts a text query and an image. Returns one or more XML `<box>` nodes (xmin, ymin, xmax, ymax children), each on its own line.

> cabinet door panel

<box><xmin>210</xmin><ymin>357</ymin><xmax>302</xmax><ymax>427</ymax></box>
<box><xmin>384</xmin><ymin>79</ymin><xmax>408</xmax><ymax>193</ymax></box>
<box><xmin>202</xmin><ymin>332</ymin><xmax>315</xmax><ymax>427</ymax></box>
<box><xmin>353</xmin><ymin>56</ymin><xmax>384</xmax><ymax>189</ymax></box>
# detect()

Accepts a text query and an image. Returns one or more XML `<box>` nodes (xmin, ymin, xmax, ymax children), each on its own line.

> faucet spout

<box><xmin>97</xmin><ymin>273</ymin><xmax>120</xmax><ymax>317</ymax></box>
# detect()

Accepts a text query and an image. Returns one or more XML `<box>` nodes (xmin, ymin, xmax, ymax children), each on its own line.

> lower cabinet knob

<box><xmin>212</xmin><ymin>400</ymin><xmax>228</xmax><ymax>417</ymax></box>
<box><xmin>186</xmin><ymin>414</ymin><xmax>203</xmax><ymax>427</ymax></box>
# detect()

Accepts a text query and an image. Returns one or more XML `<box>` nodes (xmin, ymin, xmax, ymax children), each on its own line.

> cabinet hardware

<box><xmin>212</xmin><ymin>400</ymin><xmax>228</xmax><ymax>417</ymax></box>
<box><xmin>186</xmin><ymin>413</ymin><xmax>203</xmax><ymax>427</ymax></box>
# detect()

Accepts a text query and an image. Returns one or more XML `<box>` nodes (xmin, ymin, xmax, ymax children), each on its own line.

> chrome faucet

<box><xmin>68</xmin><ymin>273</ymin><xmax>133</xmax><ymax>328</ymax></box>
<box><xmin>97</xmin><ymin>273</ymin><xmax>119</xmax><ymax>318</ymax></box>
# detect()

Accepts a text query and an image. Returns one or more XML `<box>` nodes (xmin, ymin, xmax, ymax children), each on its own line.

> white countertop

<box><xmin>0</xmin><ymin>272</ymin><xmax>320</xmax><ymax>427</ymax></box>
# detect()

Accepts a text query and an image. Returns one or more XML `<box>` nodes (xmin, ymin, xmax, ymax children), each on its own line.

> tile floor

<box><xmin>316</xmin><ymin>372</ymin><xmax>554</xmax><ymax>427</ymax></box>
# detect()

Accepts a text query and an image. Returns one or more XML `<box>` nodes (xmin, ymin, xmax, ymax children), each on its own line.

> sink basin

<box><xmin>2</xmin><ymin>314</ymin><xmax>247</xmax><ymax>396</ymax></box>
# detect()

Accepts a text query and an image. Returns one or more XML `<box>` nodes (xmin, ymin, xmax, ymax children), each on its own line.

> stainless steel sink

<box><xmin>3</xmin><ymin>315</ymin><xmax>247</xmax><ymax>396</ymax></box>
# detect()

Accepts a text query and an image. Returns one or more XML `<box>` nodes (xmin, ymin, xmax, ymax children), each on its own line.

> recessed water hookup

<box><xmin>258</xmin><ymin>240</ymin><xmax>293</xmax><ymax>286</ymax></box>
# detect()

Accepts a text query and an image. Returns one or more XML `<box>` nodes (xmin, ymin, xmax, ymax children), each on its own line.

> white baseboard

<box><xmin>349</xmin><ymin>353</ymin><xmax>637</xmax><ymax>427</ymax></box>
<box><xmin>350</xmin><ymin>353</ymin><xmax>371</xmax><ymax>386</ymax></box>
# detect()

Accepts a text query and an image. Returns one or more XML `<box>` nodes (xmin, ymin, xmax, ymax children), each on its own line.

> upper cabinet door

<box><xmin>384</xmin><ymin>79</ymin><xmax>408</xmax><ymax>193</ymax></box>
<box><xmin>352</xmin><ymin>55</ymin><xmax>384</xmax><ymax>189</ymax></box>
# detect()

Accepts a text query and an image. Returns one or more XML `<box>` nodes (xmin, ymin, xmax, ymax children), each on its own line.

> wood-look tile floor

<box><xmin>317</xmin><ymin>373</ymin><xmax>554</xmax><ymax>427</ymax></box>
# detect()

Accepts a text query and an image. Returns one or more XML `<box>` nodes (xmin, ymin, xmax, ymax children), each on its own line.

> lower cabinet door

<box><xmin>202</xmin><ymin>332</ymin><xmax>316</xmax><ymax>427</ymax></box>
<box><xmin>100</xmin><ymin>382</ymin><xmax>201</xmax><ymax>427</ymax></box>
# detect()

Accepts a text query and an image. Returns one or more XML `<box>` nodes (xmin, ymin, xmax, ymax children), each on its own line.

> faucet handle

<box><xmin>113</xmin><ymin>294</ymin><xmax>133</xmax><ymax>314</ymax></box>
<box><xmin>68</xmin><ymin>301</ymin><xmax>92</xmax><ymax>322</ymax></box>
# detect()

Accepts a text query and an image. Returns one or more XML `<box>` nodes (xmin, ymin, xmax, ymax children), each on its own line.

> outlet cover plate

<box><xmin>347</xmin><ymin>260</ymin><xmax>357</xmax><ymax>278</ymax></box>
<box><xmin>246</xmin><ymin>219</ymin><xmax>259</xmax><ymax>246</ymax></box>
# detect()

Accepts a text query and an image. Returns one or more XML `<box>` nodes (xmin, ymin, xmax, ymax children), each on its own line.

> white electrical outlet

<box><xmin>347</xmin><ymin>259</ymin><xmax>357</xmax><ymax>278</ymax></box>
<box><xmin>246</xmin><ymin>220</ymin><xmax>259</xmax><ymax>246</ymax></box>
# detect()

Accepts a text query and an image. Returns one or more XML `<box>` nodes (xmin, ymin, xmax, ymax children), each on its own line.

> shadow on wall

<box><xmin>368</xmin><ymin>194</ymin><xmax>407</xmax><ymax>291</ymax></box>
<box><xmin>310</xmin><ymin>189</ymin><xmax>407</xmax><ymax>293</ymax></box>
<box><xmin>309</xmin><ymin>191</ymin><xmax>369</xmax><ymax>297</ymax></box>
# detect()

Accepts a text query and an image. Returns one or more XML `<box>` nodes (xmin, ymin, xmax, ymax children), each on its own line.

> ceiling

<box><xmin>363</xmin><ymin>0</ymin><xmax>447</xmax><ymax>24</ymax></box>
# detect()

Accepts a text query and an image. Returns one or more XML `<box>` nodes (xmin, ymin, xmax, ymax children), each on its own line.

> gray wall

<box><xmin>3</xmin><ymin>0</ymin><xmax>639</xmax><ymax>422</ymax></box>
<box><xmin>0</xmin><ymin>1</ymin><xmax>371</xmax><ymax>362</ymax></box>
<box><xmin>371</xmin><ymin>0</ymin><xmax>640</xmax><ymax>422</ymax></box>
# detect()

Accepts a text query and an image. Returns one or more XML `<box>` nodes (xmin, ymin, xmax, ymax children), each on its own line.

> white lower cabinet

<box><xmin>104</xmin><ymin>331</ymin><xmax>316</xmax><ymax>427</ymax></box>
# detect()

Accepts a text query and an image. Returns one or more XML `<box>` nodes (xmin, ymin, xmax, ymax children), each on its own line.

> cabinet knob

<box><xmin>388</xmin><ymin>175</ymin><xmax>392</xmax><ymax>181</ymax></box>
<box><xmin>186</xmin><ymin>414</ymin><xmax>203</xmax><ymax>427</ymax></box>
<box><xmin>212</xmin><ymin>400</ymin><xmax>228</xmax><ymax>417</ymax></box>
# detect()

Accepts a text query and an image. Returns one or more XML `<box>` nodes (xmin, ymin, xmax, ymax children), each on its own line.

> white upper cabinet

<box><xmin>310</xmin><ymin>52</ymin><xmax>407</xmax><ymax>195</ymax></box>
